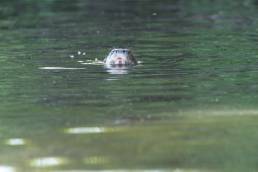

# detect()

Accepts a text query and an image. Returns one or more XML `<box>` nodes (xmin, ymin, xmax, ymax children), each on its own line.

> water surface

<box><xmin>1</xmin><ymin>0</ymin><xmax>258</xmax><ymax>171</ymax></box>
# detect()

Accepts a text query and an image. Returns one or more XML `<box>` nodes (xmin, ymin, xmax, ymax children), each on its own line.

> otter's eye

<box><xmin>123</xmin><ymin>50</ymin><xmax>126</xmax><ymax>53</ymax></box>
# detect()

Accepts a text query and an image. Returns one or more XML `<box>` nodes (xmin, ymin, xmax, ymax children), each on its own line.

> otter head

<box><xmin>104</xmin><ymin>49</ymin><xmax>137</xmax><ymax>67</ymax></box>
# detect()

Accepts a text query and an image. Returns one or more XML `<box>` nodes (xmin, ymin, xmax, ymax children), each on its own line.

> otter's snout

<box><xmin>113</xmin><ymin>56</ymin><xmax>128</xmax><ymax>65</ymax></box>
<box><xmin>116</xmin><ymin>57</ymin><xmax>123</xmax><ymax>65</ymax></box>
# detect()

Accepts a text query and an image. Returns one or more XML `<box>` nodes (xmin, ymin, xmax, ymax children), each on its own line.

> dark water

<box><xmin>1</xmin><ymin>0</ymin><xmax>258</xmax><ymax>171</ymax></box>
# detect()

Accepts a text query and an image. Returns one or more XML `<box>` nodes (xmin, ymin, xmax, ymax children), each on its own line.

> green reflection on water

<box><xmin>1</xmin><ymin>0</ymin><xmax>258</xmax><ymax>172</ymax></box>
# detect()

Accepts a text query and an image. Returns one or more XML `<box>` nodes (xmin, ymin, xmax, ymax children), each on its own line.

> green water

<box><xmin>1</xmin><ymin>0</ymin><xmax>258</xmax><ymax>171</ymax></box>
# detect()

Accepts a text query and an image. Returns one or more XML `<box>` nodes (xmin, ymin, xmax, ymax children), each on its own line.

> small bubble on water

<box><xmin>152</xmin><ymin>12</ymin><xmax>157</xmax><ymax>16</ymax></box>
<box><xmin>82</xmin><ymin>52</ymin><xmax>86</xmax><ymax>56</ymax></box>
<box><xmin>69</xmin><ymin>55</ymin><xmax>75</xmax><ymax>59</ymax></box>
<box><xmin>78</xmin><ymin>51</ymin><xmax>81</xmax><ymax>55</ymax></box>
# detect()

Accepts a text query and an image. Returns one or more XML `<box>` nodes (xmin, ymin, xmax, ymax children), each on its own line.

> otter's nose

<box><xmin>116</xmin><ymin>57</ymin><xmax>123</xmax><ymax>64</ymax></box>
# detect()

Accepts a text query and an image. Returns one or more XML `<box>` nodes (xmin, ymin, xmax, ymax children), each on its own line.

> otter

<box><xmin>104</xmin><ymin>49</ymin><xmax>137</xmax><ymax>66</ymax></box>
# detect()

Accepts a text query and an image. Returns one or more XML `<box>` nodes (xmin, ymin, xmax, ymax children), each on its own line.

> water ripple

<box><xmin>39</xmin><ymin>67</ymin><xmax>86</xmax><ymax>70</ymax></box>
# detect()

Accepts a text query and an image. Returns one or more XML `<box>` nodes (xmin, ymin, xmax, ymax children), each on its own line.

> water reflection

<box><xmin>84</xmin><ymin>156</ymin><xmax>109</xmax><ymax>165</ymax></box>
<box><xmin>65</xmin><ymin>127</ymin><xmax>110</xmax><ymax>134</ymax></box>
<box><xmin>5</xmin><ymin>138</ymin><xmax>26</xmax><ymax>146</ymax></box>
<box><xmin>77</xmin><ymin>57</ymin><xmax>139</xmax><ymax>75</ymax></box>
<box><xmin>105</xmin><ymin>66</ymin><xmax>130</xmax><ymax>75</ymax></box>
<box><xmin>0</xmin><ymin>166</ymin><xmax>15</xmax><ymax>172</ymax></box>
<box><xmin>30</xmin><ymin>157</ymin><xmax>66</xmax><ymax>168</ymax></box>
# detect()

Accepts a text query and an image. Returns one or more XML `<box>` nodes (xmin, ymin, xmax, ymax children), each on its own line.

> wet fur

<box><xmin>104</xmin><ymin>49</ymin><xmax>137</xmax><ymax>66</ymax></box>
